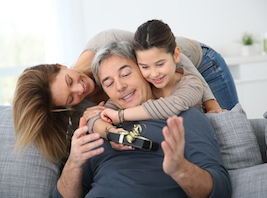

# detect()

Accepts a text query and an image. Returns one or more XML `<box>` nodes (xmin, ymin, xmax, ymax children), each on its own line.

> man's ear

<box><xmin>173</xmin><ymin>47</ymin><xmax>181</xmax><ymax>63</ymax></box>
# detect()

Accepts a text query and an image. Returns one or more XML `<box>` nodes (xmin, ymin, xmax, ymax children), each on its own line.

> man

<box><xmin>53</xmin><ymin>41</ymin><xmax>231</xmax><ymax>198</ymax></box>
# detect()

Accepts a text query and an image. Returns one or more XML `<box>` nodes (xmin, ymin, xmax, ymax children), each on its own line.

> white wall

<box><xmin>63</xmin><ymin>0</ymin><xmax>266</xmax><ymax>61</ymax></box>
<box><xmin>58</xmin><ymin>0</ymin><xmax>267</xmax><ymax>65</ymax></box>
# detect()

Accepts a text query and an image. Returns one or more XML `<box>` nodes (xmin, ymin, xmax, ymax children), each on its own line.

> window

<box><xmin>0</xmin><ymin>0</ymin><xmax>59</xmax><ymax>105</ymax></box>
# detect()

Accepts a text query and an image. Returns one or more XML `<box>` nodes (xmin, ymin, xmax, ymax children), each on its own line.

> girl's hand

<box><xmin>101</xmin><ymin>108</ymin><xmax>120</xmax><ymax>125</ymax></box>
<box><xmin>83</xmin><ymin>101</ymin><xmax>106</xmax><ymax>122</ymax></box>
<box><xmin>204</xmin><ymin>99</ymin><xmax>227</xmax><ymax>114</ymax></box>
<box><xmin>206</xmin><ymin>108</ymin><xmax>227</xmax><ymax>113</ymax></box>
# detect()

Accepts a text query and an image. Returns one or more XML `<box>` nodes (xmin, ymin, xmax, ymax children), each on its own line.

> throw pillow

<box><xmin>205</xmin><ymin>103</ymin><xmax>263</xmax><ymax>170</ymax></box>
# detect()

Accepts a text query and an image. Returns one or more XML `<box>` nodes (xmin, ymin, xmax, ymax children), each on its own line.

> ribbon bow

<box><xmin>118</xmin><ymin>124</ymin><xmax>152</xmax><ymax>146</ymax></box>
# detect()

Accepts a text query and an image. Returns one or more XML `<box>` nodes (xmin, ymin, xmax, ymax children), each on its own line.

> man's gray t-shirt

<box><xmin>81</xmin><ymin>108</ymin><xmax>231</xmax><ymax>198</ymax></box>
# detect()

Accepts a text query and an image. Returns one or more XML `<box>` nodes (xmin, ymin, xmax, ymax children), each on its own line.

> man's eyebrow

<box><xmin>64</xmin><ymin>75</ymin><xmax>69</xmax><ymax>106</ymax></box>
<box><xmin>118</xmin><ymin>65</ymin><xmax>130</xmax><ymax>71</ymax></box>
<box><xmin>101</xmin><ymin>65</ymin><xmax>131</xmax><ymax>85</ymax></box>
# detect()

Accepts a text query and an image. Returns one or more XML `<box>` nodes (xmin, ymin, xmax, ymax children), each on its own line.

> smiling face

<box><xmin>136</xmin><ymin>47</ymin><xmax>180</xmax><ymax>90</ymax></box>
<box><xmin>99</xmin><ymin>55</ymin><xmax>153</xmax><ymax>109</ymax></box>
<box><xmin>50</xmin><ymin>66</ymin><xmax>95</xmax><ymax>107</ymax></box>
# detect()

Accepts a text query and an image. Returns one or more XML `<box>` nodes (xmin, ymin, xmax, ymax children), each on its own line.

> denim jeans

<box><xmin>198</xmin><ymin>43</ymin><xmax>239</xmax><ymax>110</ymax></box>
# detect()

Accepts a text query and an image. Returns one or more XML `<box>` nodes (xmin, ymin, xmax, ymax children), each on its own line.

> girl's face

<box><xmin>50</xmin><ymin>65</ymin><xmax>95</xmax><ymax>107</ymax></box>
<box><xmin>135</xmin><ymin>47</ymin><xmax>180</xmax><ymax>89</ymax></box>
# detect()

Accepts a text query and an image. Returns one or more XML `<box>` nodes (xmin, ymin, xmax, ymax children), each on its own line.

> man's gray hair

<box><xmin>91</xmin><ymin>41</ymin><xmax>137</xmax><ymax>86</ymax></box>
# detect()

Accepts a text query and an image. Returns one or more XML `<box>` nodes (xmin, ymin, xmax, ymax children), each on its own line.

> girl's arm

<box><xmin>83</xmin><ymin>100</ymin><xmax>134</xmax><ymax>150</ymax></box>
<box><xmin>101</xmin><ymin>106</ymin><xmax>151</xmax><ymax>125</ymax></box>
<box><xmin>85</xmin><ymin>99</ymin><xmax>118</xmax><ymax>135</ymax></box>
<box><xmin>101</xmin><ymin>68</ymin><xmax>203</xmax><ymax>124</ymax></box>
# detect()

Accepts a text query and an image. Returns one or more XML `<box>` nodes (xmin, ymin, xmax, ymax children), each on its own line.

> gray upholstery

<box><xmin>0</xmin><ymin>106</ymin><xmax>60</xmax><ymax>198</ymax></box>
<box><xmin>250</xmin><ymin>118</ymin><xmax>267</xmax><ymax>163</ymax></box>
<box><xmin>264</xmin><ymin>111</ymin><xmax>267</xmax><ymax>162</ymax></box>
<box><xmin>229</xmin><ymin>163</ymin><xmax>267</xmax><ymax>198</ymax></box>
<box><xmin>206</xmin><ymin>104</ymin><xmax>263</xmax><ymax>169</ymax></box>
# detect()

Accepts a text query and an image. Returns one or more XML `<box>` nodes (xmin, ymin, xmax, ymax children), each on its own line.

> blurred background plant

<box><xmin>242</xmin><ymin>32</ymin><xmax>255</xmax><ymax>45</ymax></box>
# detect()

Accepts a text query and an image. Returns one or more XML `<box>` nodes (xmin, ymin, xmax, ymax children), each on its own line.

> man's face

<box><xmin>98</xmin><ymin>55</ymin><xmax>153</xmax><ymax>109</ymax></box>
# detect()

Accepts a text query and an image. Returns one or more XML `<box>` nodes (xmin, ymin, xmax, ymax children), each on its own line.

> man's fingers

<box><xmin>162</xmin><ymin>116</ymin><xmax>184</xmax><ymax>154</ymax></box>
<box><xmin>81</xmin><ymin>138</ymin><xmax>104</xmax><ymax>153</ymax></box>
<box><xmin>110</xmin><ymin>142</ymin><xmax>135</xmax><ymax>150</ymax></box>
<box><xmin>164</xmin><ymin>118</ymin><xmax>177</xmax><ymax>149</ymax></box>
<box><xmin>83</xmin><ymin>147</ymin><xmax>105</xmax><ymax>159</ymax></box>
<box><xmin>98</xmin><ymin>101</ymin><xmax>105</xmax><ymax>106</ymax></box>
<box><xmin>79</xmin><ymin>117</ymin><xmax>87</xmax><ymax>128</ymax></box>
<box><xmin>168</xmin><ymin>116</ymin><xmax>184</xmax><ymax>142</ymax></box>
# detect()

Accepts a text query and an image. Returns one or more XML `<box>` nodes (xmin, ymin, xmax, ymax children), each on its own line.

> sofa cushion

<box><xmin>205</xmin><ymin>103</ymin><xmax>263</xmax><ymax>170</ymax></box>
<box><xmin>264</xmin><ymin>111</ymin><xmax>267</xmax><ymax>160</ymax></box>
<box><xmin>0</xmin><ymin>105</ymin><xmax>60</xmax><ymax>198</ymax></box>
<box><xmin>228</xmin><ymin>163</ymin><xmax>267</xmax><ymax>198</ymax></box>
<box><xmin>249</xmin><ymin>118</ymin><xmax>267</xmax><ymax>163</ymax></box>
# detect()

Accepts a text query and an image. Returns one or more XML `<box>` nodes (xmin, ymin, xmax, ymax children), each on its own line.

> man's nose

<box><xmin>115</xmin><ymin>80</ymin><xmax>127</xmax><ymax>91</ymax></box>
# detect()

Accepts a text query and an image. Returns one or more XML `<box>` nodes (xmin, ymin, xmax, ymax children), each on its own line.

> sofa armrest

<box><xmin>249</xmin><ymin>118</ymin><xmax>267</xmax><ymax>162</ymax></box>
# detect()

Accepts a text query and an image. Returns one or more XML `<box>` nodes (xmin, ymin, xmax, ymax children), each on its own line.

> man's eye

<box><xmin>103</xmin><ymin>80</ymin><xmax>113</xmax><ymax>88</ymax></box>
<box><xmin>107</xmin><ymin>82</ymin><xmax>113</xmax><ymax>87</ymax></box>
<box><xmin>123</xmin><ymin>72</ymin><xmax>131</xmax><ymax>77</ymax></box>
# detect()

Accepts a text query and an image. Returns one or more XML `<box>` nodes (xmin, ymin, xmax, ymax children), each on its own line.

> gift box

<box><xmin>107</xmin><ymin>131</ymin><xmax>159</xmax><ymax>151</ymax></box>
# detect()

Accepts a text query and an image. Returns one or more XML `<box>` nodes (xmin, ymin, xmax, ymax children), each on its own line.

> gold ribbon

<box><xmin>118</xmin><ymin>124</ymin><xmax>153</xmax><ymax>150</ymax></box>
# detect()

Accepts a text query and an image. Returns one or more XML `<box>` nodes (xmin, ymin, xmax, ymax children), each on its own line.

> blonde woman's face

<box><xmin>50</xmin><ymin>66</ymin><xmax>95</xmax><ymax>107</ymax></box>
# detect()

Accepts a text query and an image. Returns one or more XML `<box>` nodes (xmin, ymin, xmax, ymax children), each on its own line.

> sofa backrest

<box><xmin>0</xmin><ymin>105</ymin><xmax>60</xmax><ymax>198</ymax></box>
<box><xmin>250</xmin><ymin>118</ymin><xmax>267</xmax><ymax>162</ymax></box>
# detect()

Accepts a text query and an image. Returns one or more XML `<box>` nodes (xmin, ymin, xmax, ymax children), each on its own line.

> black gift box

<box><xmin>107</xmin><ymin>132</ymin><xmax>159</xmax><ymax>151</ymax></box>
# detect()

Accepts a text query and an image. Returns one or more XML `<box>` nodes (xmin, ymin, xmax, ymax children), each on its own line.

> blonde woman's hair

<box><xmin>13</xmin><ymin>64</ymin><xmax>71</xmax><ymax>163</ymax></box>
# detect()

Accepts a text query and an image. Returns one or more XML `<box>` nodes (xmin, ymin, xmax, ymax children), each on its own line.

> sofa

<box><xmin>0</xmin><ymin>103</ymin><xmax>267</xmax><ymax>198</ymax></box>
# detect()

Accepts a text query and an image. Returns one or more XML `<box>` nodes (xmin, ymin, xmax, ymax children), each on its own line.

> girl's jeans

<box><xmin>198</xmin><ymin>43</ymin><xmax>239</xmax><ymax>110</ymax></box>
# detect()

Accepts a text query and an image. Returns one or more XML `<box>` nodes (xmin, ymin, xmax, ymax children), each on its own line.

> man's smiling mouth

<box><xmin>122</xmin><ymin>91</ymin><xmax>135</xmax><ymax>100</ymax></box>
